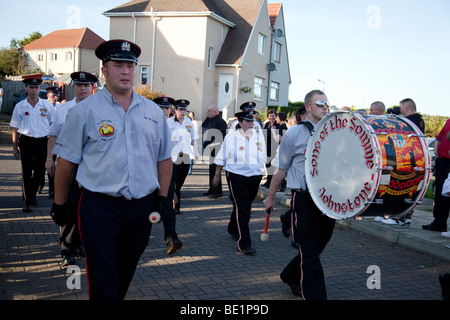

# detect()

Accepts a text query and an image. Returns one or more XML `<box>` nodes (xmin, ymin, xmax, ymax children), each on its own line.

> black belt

<box><xmin>291</xmin><ymin>188</ymin><xmax>307</xmax><ymax>193</ymax></box>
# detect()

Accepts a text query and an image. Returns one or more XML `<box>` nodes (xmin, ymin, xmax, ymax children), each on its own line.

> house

<box><xmin>103</xmin><ymin>0</ymin><xmax>290</xmax><ymax>120</ymax></box>
<box><xmin>22</xmin><ymin>28</ymin><xmax>105</xmax><ymax>78</ymax></box>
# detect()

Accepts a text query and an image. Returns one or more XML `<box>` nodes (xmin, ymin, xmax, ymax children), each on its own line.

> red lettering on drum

<box><xmin>329</xmin><ymin>114</ymin><xmax>348</xmax><ymax>131</ymax></box>
<box><xmin>319</xmin><ymin>123</ymin><xmax>329</xmax><ymax>141</ymax></box>
<box><xmin>310</xmin><ymin>141</ymin><xmax>321</xmax><ymax>177</ymax></box>
<box><xmin>349</xmin><ymin>118</ymin><xmax>375</xmax><ymax>170</ymax></box>
<box><xmin>319</xmin><ymin>183</ymin><xmax>372</xmax><ymax>216</ymax></box>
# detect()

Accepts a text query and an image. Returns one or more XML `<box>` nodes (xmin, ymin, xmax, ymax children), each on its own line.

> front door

<box><xmin>217</xmin><ymin>74</ymin><xmax>233</xmax><ymax>112</ymax></box>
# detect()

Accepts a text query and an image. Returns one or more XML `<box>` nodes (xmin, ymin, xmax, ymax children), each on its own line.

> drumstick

<box><xmin>260</xmin><ymin>210</ymin><xmax>271</xmax><ymax>241</ymax></box>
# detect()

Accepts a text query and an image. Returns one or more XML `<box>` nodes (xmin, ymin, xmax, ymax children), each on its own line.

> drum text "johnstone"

<box><xmin>319</xmin><ymin>182</ymin><xmax>372</xmax><ymax>215</ymax></box>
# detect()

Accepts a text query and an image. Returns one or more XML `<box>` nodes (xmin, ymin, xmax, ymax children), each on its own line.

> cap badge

<box><xmin>121</xmin><ymin>42</ymin><xmax>131</xmax><ymax>52</ymax></box>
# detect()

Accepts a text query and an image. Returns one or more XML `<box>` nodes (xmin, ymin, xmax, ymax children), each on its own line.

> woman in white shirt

<box><xmin>213</xmin><ymin>110</ymin><xmax>267</xmax><ymax>255</ymax></box>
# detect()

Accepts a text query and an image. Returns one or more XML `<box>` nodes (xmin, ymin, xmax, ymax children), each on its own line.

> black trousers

<box><xmin>173</xmin><ymin>155</ymin><xmax>191</xmax><ymax>211</ymax></box>
<box><xmin>281</xmin><ymin>190</ymin><xmax>335</xmax><ymax>300</ymax></box>
<box><xmin>208</xmin><ymin>163</ymin><xmax>222</xmax><ymax>195</ymax></box>
<box><xmin>226</xmin><ymin>171</ymin><xmax>262</xmax><ymax>251</ymax></box>
<box><xmin>18</xmin><ymin>135</ymin><xmax>47</xmax><ymax>205</ymax></box>
<box><xmin>60</xmin><ymin>165</ymin><xmax>82</xmax><ymax>255</ymax></box>
<box><xmin>432</xmin><ymin>157</ymin><xmax>450</xmax><ymax>227</ymax></box>
<box><xmin>78</xmin><ymin>190</ymin><xmax>155</xmax><ymax>300</ymax></box>
<box><xmin>162</xmin><ymin>171</ymin><xmax>178</xmax><ymax>244</ymax></box>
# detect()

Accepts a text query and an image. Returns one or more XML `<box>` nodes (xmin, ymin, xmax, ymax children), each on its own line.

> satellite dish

<box><xmin>275</xmin><ymin>29</ymin><xmax>284</xmax><ymax>37</ymax></box>
<box><xmin>268</xmin><ymin>63</ymin><xmax>277</xmax><ymax>71</ymax></box>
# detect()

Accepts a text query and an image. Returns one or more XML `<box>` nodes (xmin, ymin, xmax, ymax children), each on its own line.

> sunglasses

<box><xmin>315</xmin><ymin>100</ymin><xmax>330</xmax><ymax>108</ymax></box>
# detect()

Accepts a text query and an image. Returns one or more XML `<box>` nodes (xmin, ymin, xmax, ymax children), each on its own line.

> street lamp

<box><xmin>318</xmin><ymin>79</ymin><xmax>325</xmax><ymax>92</ymax></box>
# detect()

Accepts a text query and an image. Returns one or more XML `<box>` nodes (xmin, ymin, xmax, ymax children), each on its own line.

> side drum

<box><xmin>305</xmin><ymin>111</ymin><xmax>431</xmax><ymax>219</ymax></box>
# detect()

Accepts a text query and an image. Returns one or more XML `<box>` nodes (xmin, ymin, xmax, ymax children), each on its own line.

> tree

<box><xmin>10</xmin><ymin>31</ymin><xmax>42</xmax><ymax>49</ymax></box>
<box><xmin>0</xmin><ymin>32</ymin><xmax>42</xmax><ymax>76</ymax></box>
<box><xmin>0</xmin><ymin>48</ymin><xmax>29</xmax><ymax>76</ymax></box>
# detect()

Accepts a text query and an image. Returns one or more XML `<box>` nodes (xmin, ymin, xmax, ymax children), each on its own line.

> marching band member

<box><xmin>213</xmin><ymin>110</ymin><xmax>267</xmax><ymax>255</ymax></box>
<box><xmin>167</xmin><ymin>99</ymin><xmax>199</xmax><ymax>214</ymax></box>
<box><xmin>265</xmin><ymin>90</ymin><xmax>335</xmax><ymax>300</ymax></box>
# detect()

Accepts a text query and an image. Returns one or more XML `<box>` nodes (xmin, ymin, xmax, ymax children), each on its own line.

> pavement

<box><xmin>0</xmin><ymin>119</ymin><xmax>450</xmax><ymax>304</ymax></box>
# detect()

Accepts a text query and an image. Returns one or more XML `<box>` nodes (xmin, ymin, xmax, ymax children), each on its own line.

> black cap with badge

<box><xmin>235</xmin><ymin>110</ymin><xmax>255</xmax><ymax>122</ymax></box>
<box><xmin>174</xmin><ymin>99</ymin><xmax>190</xmax><ymax>109</ymax></box>
<box><xmin>153</xmin><ymin>96</ymin><xmax>175</xmax><ymax>107</ymax></box>
<box><xmin>70</xmin><ymin>71</ymin><xmax>98</xmax><ymax>85</ymax></box>
<box><xmin>95</xmin><ymin>39</ymin><xmax>141</xmax><ymax>64</ymax></box>
<box><xmin>46</xmin><ymin>86</ymin><xmax>60</xmax><ymax>96</ymax></box>
<box><xmin>239</xmin><ymin>101</ymin><xmax>256</xmax><ymax>111</ymax></box>
<box><xmin>22</xmin><ymin>78</ymin><xmax>43</xmax><ymax>87</ymax></box>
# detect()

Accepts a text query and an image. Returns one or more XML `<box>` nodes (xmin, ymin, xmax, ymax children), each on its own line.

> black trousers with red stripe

<box><xmin>78</xmin><ymin>190</ymin><xmax>155</xmax><ymax>300</ymax></box>
<box><xmin>18</xmin><ymin>135</ymin><xmax>47</xmax><ymax>205</ymax></box>
<box><xmin>281</xmin><ymin>190</ymin><xmax>335</xmax><ymax>300</ymax></box>
<box><xmin>226</xmin><ymin>171</ymin><xmax>262</xmax><ymax>251</ymax></box>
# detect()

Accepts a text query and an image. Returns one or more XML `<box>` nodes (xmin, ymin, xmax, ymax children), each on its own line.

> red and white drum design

<box><xmin>305</xmin><ymin>111</ymin><xmax>431</xmax><ymax>220</ymax></box>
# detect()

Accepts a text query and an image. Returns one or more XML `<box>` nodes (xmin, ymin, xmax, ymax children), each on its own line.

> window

<box><xmin>273</xmin><ymin>42</ymin><xmax>281</xmax><ymax>63</ymax></box>
<box><xmin>258</xmin><ymin>34</ymin><xmax>266</xmax><ymax>55</ymax></box>
<box><xmin>65</xmin><ymin>51</ymin><xmax>73</xmax><ymax>61</ymax></box>
<box><xmin>51</xmin><ymin>53</ymin><xmax>57</xmax><ymax>61</ymax></box>
<box><xmin>37</xmin><ymin>54</ymin><xmax>43</xmax><ymax>62</ymax></box>
<box><xmin>254</xmin><ymin>77</ymin><xmax>264</xmax><ymax>100</ymax></box>
<box><xmin>140</xmin><ymin>66</ymin><xmax>148</xmax><ymax>85</ymax></box>
<box><xmin>208</xmin><ymin>47</ymin><xmax>213</xmax><ymax>70</ymax></box>
<box><xmin>270</xmin><ymin>81</ymin><xmax>280</xmax><ymax>101</ymax></box>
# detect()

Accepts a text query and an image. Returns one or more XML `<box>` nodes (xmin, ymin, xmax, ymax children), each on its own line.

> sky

<box><xmin>0</xmin><ymin>0</ymin><xmax>449</xmax><ymax>117</ymax></box>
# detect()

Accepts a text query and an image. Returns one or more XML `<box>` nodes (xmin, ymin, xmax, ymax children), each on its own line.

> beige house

<box><xmin>103</xmin><ymin>0</ymin><xmax>291</xmax><ymax>120</ymax></box>
<box><xmin>22</xmin><ymin>28</ymin><xmax>105</xmax><ymax>78</ymax></box>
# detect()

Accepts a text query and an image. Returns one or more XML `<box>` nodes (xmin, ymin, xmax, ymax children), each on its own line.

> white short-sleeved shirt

<box><xmin>214</xmin><ymin>128</ymin><xmax>267</xmax><ymax>177</ymax></box>
<box><xmin>53</xmin><ymin>88</ymin><xmax>172</xmax><ymax>200</ymax></box>
<box><xmin>10</xmin><ymin>98</ymin><xmax>53</xmax><ymax>138</ymax></box>
<box><xmin>167</xmin><ymin>116</ymin><xmax>199</xmax><ymax>162</ymax></box>
<box><xmin>49</xmin><ymin>98</ymin><xmax>77</xmax><ymax>137</ymax></box>
<box><xmin>278</xmin><ymin>120</ymin><xmax>315</xmax><ymax>190</ymax></box>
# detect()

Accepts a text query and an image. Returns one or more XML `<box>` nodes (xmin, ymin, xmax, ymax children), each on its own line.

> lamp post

<box><xmin>318</xmin><ymin>79</ymin><xmax>325</xmax><ymax>92</ymax></box>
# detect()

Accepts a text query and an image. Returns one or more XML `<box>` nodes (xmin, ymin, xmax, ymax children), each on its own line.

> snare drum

<box><xmin>305</xmin><ymin>111</ymin><xmax>431</xmax><ymax>219</ymax></box>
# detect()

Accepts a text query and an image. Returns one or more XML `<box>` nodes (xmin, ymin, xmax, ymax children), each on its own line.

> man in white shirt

<box><xmin>10</xmin><ymin>78</ymin><xmax>53</xmax><ymax>212</ymax></box>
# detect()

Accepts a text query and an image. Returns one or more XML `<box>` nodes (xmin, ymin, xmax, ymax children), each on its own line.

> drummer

<box><xmin>213</xmin><ymin>110</ymin><xmax>266</xmax><ymax>255</ymax></box>
<box><xmin>264</xmin><ymin>90</ymin><xmax>335</xmax><ymax>300</ymax></box>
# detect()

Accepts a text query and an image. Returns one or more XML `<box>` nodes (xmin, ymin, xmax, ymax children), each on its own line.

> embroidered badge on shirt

<box><xmin>99</xmin><ymin>121</ymin><xmax>115</xmax><ymax>137</ymax></box>
<box><xmin>39</xmin><ymin>108</ymin><xmax>48</xmax><ymax>117</ymax></box>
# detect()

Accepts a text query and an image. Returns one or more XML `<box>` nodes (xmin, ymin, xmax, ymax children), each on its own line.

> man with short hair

<box><xmin>265</xmin><ymin>90</ymin><xmax>335</xmax><ymax>300</ymax></box>
<box><xmin>399</xmin><ymin>98</ymin><xmax>425</xmax><ymax>133</ymax></box>
<box><xmin>51</xmin><ymin>40</ymin><xmax>172</xmax><ymax>300</ymax></box>
<box><xmin>46</xmin><ymin>71</ymin><xmax>98</xmax><ymax>267</ymax></box>
<box><xmin>369</xmin><ymin>101</ymin><xmax>385</xmax><ymax>115</ymax></box>
<box><xmin>202</xmin><ymin>104</ymin><xmax>227</xmax><ymax>198</ymax></box>
<box><xmin>10</xmin><ymin>78</ymin><xmax>53</xmax><ymax>212</ymax></box>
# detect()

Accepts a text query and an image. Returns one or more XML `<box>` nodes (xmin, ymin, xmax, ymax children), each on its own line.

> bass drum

<box><xmin>305</xmin><ymin>111</ymin><xmax>431</xmax><ymax>220</ymax></box>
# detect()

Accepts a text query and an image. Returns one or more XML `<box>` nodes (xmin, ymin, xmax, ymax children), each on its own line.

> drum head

<box><xmin>305</xmin><ymin>112</ymin><xmax>382</xmax><ymax>219</ymax></box>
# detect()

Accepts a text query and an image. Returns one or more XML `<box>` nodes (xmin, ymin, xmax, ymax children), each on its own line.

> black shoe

<box><xmin>75</xmin><ymin>246</ymin><xmax>85</xmax><ymax>258</ymax></box>
<box><xmin>23</xmin><ymin>204</ymin><xmax>32</xmax><ymax>213</ymax></box>
<box><xmin>239</xmin><ymin>246</ymin><xmax>256</xmax><ymax>255</ymax></box>
<box><xmin>61</xmin><ymin>253</ymin><xmax>76</xmax><ymax>267</ymax></box>
<box><xmin>167</xmin><ymin>239</ymin><xmax>183</xmax><ymax>255</ymax></box>
<box><xmin>208</xmin><ymin>193</ymin><xmax>223</xmax><ymax>199</ymax></box>
<box><xmin>422</xmin><ymin>223</ymin><xmax>447</xmax><ymax>232</ymax></box>
<box><xmin>203</xmin><ymin>192</ymin><xmax>211</xmax><ymax>196</ymax></box>
<box><xmin>280</xmin><ymin>272</ymin><xmax>301</xmax><ymax>296</ymax></box>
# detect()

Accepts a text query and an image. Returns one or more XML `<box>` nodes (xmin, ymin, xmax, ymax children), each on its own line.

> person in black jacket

<box><xmin>202</xmin><ymin>104</ymin><xmax>227</xmax><ymax>198</ymax></box>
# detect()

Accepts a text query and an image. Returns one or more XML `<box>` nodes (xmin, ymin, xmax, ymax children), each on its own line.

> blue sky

<box><xmin>1</xmin><ymin>0</ymin><xmax>449</xmax><ymax>116</ymax></box>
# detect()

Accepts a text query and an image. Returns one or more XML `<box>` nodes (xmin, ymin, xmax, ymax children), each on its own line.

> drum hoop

<box><xmin>305</xmin><ymin>111</ymin><xmax>381</xmax><ymax>219</ymax></box>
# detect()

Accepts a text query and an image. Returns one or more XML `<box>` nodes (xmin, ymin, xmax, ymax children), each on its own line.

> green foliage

<box><xmin>0</xmin><ymin>48</ymin><xmax>29</xmax><ymax>76</ymax></box>
<box><xmin>423</xmin><ymin>114</ymin><xmax>449</xmax><ymax>138</ymax></box>
<box><xmin>10</xmin><ymin>31</ymin><xmax>42</xmax><ymax>48</ymax></box>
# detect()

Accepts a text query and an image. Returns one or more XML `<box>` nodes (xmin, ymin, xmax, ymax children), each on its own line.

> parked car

<box><xmin>425</xmin><ymin>137</ymin><xmax>436</xmax><ymax>168</ymax></box>
<box><xmin>13</xmin><ymin>89</ymin><xmax>48</xmax><ymax>107</ymax></box>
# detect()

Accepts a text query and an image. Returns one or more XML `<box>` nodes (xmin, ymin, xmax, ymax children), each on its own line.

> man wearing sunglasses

<box><xmin>265</xmin><ymin>89</ymin><xmax>335</xmax><ymax>300</ymax></box>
